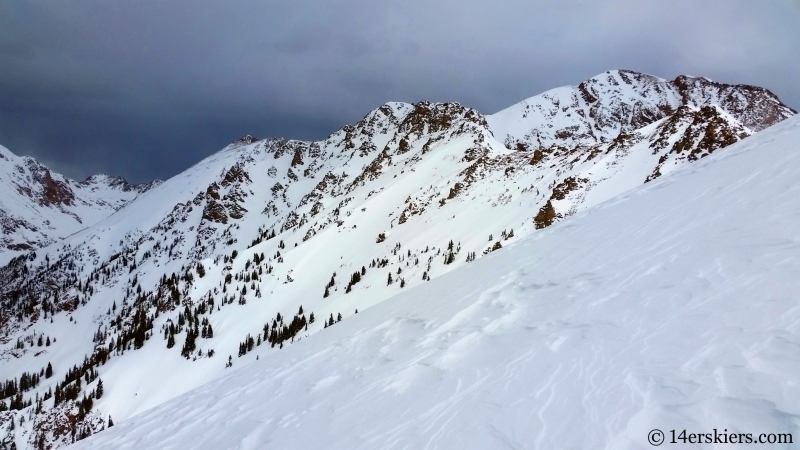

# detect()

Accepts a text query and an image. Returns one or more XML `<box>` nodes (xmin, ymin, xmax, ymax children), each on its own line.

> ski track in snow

<box><xmin>71</xmin><ymin>117</ymin><xmax>800</xmax><ymax>449</ymax></box>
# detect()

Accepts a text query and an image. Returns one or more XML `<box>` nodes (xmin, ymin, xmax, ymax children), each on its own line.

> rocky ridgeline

<box><xmin>0</xmin><ymin>147</ymin><xmax>160</xmax><ymax>258</ymax></box>
<box><xmin>0</xmin><ymin>70</ymin><xmax>794</xmax><ymax>449</ymax></box>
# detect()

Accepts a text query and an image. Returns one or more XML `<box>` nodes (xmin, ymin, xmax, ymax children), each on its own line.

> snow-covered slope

<box><xmin>74</xmin><ymin>113</ymin><xmax>800</xmax><ymax>450</ymax></box>
<box><xmin>0</xmin><ymin>145</ymin><xmax>160</xmax><ymax>264</ymax></box>
<box><xmin>0</xmin><ymin>71</ymin><xmax>795</xmax><ymax>449</ymax></box>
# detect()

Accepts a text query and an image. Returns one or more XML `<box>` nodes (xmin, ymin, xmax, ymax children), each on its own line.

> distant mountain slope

<box><xmin>488</xmin><ymin>69</ymin><xmax>794</xmax><ymax>149</ymax></box>
<box><xmin>0</xmin><ymin>71</ymin><xmax>794</xmax><ymax>449</ymax></box>
<box><xmin>75</xmin><ymin>112</ymin><xmax>800</xmax><ymax>450</ymax></box>
<box><xmin>0</xmin><ymin>145</ymin><xmax>160</xmax><ymax>264</ymax></box>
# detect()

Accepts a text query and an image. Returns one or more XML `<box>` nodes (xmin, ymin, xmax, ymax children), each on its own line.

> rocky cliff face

<box><xmin>0</xmin><ymin>70</ymin><xmax>793</xmax><ymax>449</ymax></box>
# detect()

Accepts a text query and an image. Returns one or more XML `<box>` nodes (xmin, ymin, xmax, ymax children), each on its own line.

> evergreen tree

<box><xmin>444</xmin><ymin>250</ymin><xmax>455</xmax><ymax>265</ymax></box>
<box><xmin>96</xmin><ymin>378</ymin><xmax>104</xmax><ymax>399</ymax></box>
<box><xmin>180</xmin><ymin>328</ymin><xmax>196</xmax><ymax>358</ymax></box>
<box><xmin>45</xmin><ymin>362</ymin><xmax>53</xmax><ymax>379</ymax></box>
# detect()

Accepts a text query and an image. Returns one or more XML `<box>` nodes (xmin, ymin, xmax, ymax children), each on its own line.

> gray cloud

<box><xmin>1</xmin><ymin>0</ymin><xmax>798</xmax><ymax>183</ymax></box>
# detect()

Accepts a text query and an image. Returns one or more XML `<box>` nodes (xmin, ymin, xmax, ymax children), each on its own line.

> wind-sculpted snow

<box><xmin>0</xmin><ymin>70</ymin><xmax>795</xmax><ymax>449</ymax></box>
<box><xmin>75</xmin><ymin>116</ymin><xmax>800</xmax><ymax>450</ymax></box>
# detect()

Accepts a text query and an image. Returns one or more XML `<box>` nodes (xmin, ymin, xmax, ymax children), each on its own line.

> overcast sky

<box><xmin>1</xmin><ymin>0</ymin><xmax>798</xmax><ymax>183</ymax></box>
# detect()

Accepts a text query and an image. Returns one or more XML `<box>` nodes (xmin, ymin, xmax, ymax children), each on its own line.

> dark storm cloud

<box><xmin>1</xmin><ymin>0</ymin><xmax>798</xmax><ymax>183</ymax></box>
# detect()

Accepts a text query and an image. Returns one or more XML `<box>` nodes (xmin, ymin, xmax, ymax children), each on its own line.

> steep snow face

<box><xmin>0</xmin><ymin>146</ymin><xmax>159</xmax><ymax>264</ymax></box>
<box><xmin>487</xmin><ymin>69</ymin><xmax>795</xmax><ymax>150</ymax></box>
<box><xmin>0</xmin><ymin>71</ymin><xmax>794</xmax><ymax>449</ymax></box>
<box><xmin>75</xmin><ymin>115</ymin><xmax>800</xmax><ymax>450</ymax></box>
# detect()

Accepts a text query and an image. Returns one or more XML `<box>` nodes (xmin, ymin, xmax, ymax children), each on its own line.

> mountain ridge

<box><xmin>0</xmin><ymin>145</ymin><xmax>160</xmax><ymax>264</ymax></box>
<box><xmin>0</xmin><ymin>69</ymin><xmax>795</xmax><ymax>449</ymax></box>
<box><xmin>75</xmin><ymin>113</ymin><xmax>800</xmax><ymax>450</ymax></box>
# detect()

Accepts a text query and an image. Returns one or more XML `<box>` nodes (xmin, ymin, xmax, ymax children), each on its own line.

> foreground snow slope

<box><xmin>73</xmin><ymin>117</ymin><xmax>800</xmax><ymax>449</ymax></box>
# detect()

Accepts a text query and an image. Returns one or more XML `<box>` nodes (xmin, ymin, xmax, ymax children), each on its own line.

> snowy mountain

<box><xmin>0</xmin><ymin>145</ymin><xmax>160</xmax><ymax>265</ymax></box>
<box><xmin>0</xmin><ymin>70</ymin><xmax>794</xmax><ymax>449</ymax></box>
<box><xmin>489</xmin><ymin>70</ymin><xmax>791</xmax><ymax>148</ymax></box>
<box><xmin>73</xmin><ymin>113</ymin><xmax>800</xmax><ymax>450</ymax></box>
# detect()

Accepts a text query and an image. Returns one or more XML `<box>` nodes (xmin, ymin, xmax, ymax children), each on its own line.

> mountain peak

<box><xmin>0</xmin><ymin>70</ymin><xmax>795</xmax><ymax>450</ymax></box>
<box><xmin>488</xmin><ymin>69</ymin><xmax>794</xmax><ymax>151</ymax></box>
<box><xmin>0</xmin><ymin>146</ymin><xmax>160</xmax><ymax>262</ymax></box>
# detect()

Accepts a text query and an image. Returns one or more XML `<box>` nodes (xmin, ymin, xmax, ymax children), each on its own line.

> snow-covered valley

<box><xmin>0</xmin><ymin>70</ymin><xmax>796</xmax><ymax>449</ymax></box>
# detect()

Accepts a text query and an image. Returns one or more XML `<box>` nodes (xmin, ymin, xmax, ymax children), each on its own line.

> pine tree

<box><xmin>45</xmin><ymin>362</ymin><xmax>53</xmax><ymax>379</ymax></box>
<box><xmin>108</xmin><ymin>415</ymin><xmax>114</xmax><ymax>427</ymax></box>
<box><xmin>444</xmin><ymin>250</ymin><xmax>455</xmax><ymax>264</ymax></box>
<box><xmin>387</xmin><ymin>272</ymin><xmax>393</xmax><ymax>285</ymax></box>
<box><xmin>180</xmin><ymin>328</ymin><xmax>196</xmax><ymax>358</ymax></box>
<box><xmin>96</xmin><ymin>379</ymin><xmax>104</xmax><ymax>399</ymax></box>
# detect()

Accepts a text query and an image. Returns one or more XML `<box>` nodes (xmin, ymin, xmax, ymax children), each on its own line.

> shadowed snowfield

<box><xmin>74</xmin><ymin>117</ymin><xmax>800</xmax><ymax>449</ymax></box>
